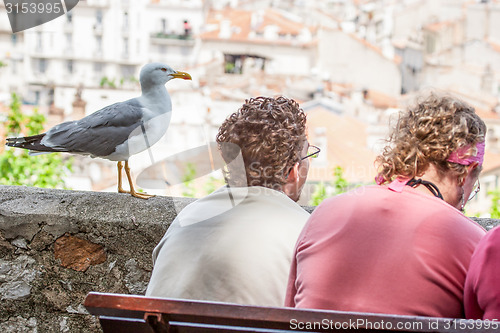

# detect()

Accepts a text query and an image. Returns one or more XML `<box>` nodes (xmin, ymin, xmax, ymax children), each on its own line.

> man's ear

<box><xmin>286</xmin><ymin>163</ymin><xmax>300</xmax><ymax>184</ymax></box>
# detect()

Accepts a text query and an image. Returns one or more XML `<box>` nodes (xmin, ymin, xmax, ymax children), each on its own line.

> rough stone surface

<box><xmin>0</xmin><ymin>255</ymin><xmax>39</xmax><ymax>301</ymax></box>
<box><xmin>0</xmin><ymin>185</ymin><xmax>193</xmax><ymax>333</ymax></box>
<box><xmin>0</xmin><ymin>185</ymin><xmax>498</xmax><ymax>332</ymax></box>
<box><xmin>0</xmin><ymin>316</ymin><xmax>38</xmax><ymax>333</ymax></box>
<box><xmin>470</xmin><ymin>217</ymin><xmax>499</xmax><ymax>231</ymax></box>
<box><xmin>124</xmin><ymin>258</ymin><xmax>150</xmax><ymax>294</ymax></box>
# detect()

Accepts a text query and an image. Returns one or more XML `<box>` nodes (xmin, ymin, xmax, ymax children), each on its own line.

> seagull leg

<box><xmin>124</xmin><ymin>160</ymin><xmax>155</xmax><ymax>199</ymax></box>
<box><xmin>117</xmin><ymin>161</ymin><xmax>128</xmax><ymax>193</ymax></box>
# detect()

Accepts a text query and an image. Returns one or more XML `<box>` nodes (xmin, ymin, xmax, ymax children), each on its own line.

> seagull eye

<box><xmin>161</xmin><ymin>68</ymin><xmax>167</xmax><ymax>72</ymax></box>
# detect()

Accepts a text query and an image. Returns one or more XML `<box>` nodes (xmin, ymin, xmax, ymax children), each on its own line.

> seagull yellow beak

<box><xmin>171</xmin><ymin>71</ymin><xmax>192</xmax><ymax>80</ymax></box>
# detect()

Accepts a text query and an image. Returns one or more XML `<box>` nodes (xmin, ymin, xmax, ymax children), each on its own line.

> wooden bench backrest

<box><xmin>84</xmin><ymin>292</ymin><xmax>498</xmax><ymax>333</ymax></box>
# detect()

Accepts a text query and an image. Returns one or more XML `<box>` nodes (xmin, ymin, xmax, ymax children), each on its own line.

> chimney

<box><xmin>219</xmin><ymin>20</ymin><xmax>232</xmax><ymax>39</ymax></box>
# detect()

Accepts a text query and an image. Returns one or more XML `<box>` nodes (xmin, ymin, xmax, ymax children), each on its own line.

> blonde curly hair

<box><xmin>376</xmin><ymin>93</ymin><xmax>486</xmax><ymax>184</ymax></box>
<box><xmin>216</xmin><ymin>96</ymin><xmax>307</xmax><ymax>189</ymax></box>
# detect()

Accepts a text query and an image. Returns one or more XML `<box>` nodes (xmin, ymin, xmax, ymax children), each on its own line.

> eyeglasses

<box><xmin>301</xmin><ymin>145</ymin><xmax>321</xmax><ymax>160</ymax></box>
<box><xmin>468</xmin><ymin>180</ymin><xmax>480</xmax><ymax>202</ymax></box>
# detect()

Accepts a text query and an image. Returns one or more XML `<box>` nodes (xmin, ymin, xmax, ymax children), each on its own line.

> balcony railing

<box><xmin>151</xmin><ymin>32</ymin><xmax>193</xmax><ymax>40</ymax></box>
<box><xmin>150</xmin><ymin>32</ymin><xmax>195</xmax><ymax>46</ymax></box>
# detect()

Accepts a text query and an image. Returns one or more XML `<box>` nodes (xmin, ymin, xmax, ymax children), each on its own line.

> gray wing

<box><xmin>43</xmin><ymin>99</ymin><xmax>146</xmax><ymax>157</ymax></box>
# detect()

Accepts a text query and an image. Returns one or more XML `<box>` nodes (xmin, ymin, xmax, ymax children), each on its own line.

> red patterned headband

<box><xmin>446</xmin><ymin>142</ymin><xmax>485</xmax><ymax>166</ymax></box>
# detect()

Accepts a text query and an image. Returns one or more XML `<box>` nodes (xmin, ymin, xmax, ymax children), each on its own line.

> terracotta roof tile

<box><xmin>424</xmin><ymin>20</ymin><xmax>454</xmax><ymax>33</ymax></box>
<box><xmin>488</xmin><ymin>39</ymin><xmax>500</xmax><ymax>53</ymax></box>
<box><xmin>364</xmin><ymin>89</ymin><xmax>399</xmax><ymax>109</ymax></box>
<box><xmin>257</xmin><ymin>10</ymin><xmax>304</xmax><ymax>35</ymax></box>
<box><xmin>348</xmin><ymin>33</ymin><xmax>401</xmax><ymax>64</ymax></box>
<box><xmin>475</xmin><ymin>107</ymin><xmax>500</xmax><ymax>120</ymax></box>
<box><xmin>483</xmin><ymin>151</ymin><xmax>500</xmax><ymax>173</ymax></box>
<box><xmin>201</xmin><ymin>8</ymin><xmax>315</xmax><ymax>46</ymax></box>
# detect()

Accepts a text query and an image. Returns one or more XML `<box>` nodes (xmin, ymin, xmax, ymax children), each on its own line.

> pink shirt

<box><xmin>285</xmin><ymin>181</ymin><xmax>486</xmax><ymax>318</ymax></box>
<box><xmin>464</xmin><ymin>225</ymin><xmax>500</xmax><ymax>319</ymax></box>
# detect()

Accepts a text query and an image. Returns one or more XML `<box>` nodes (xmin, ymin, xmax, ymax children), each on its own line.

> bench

<box><xmin>84</xmin><ymin>292</ymin><xmax>498</xmax><ymax>332</ymax></box>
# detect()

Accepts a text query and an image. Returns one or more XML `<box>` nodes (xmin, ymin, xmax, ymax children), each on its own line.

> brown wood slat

<box><xmin>85</xmin><ymin>292</ymin><xmax>499</xmax><ymax>333</ymax></box>
<box><xmin>99</xmin><ymin>316</ymin><xmax>155</xmax><ymax>333</ymax></box>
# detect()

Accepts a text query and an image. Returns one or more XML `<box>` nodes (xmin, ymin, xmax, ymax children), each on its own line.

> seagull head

<box><xmin>139</xmin><ymin>62</ymin><xmax>192</xmax><ymax>87</ymax></box>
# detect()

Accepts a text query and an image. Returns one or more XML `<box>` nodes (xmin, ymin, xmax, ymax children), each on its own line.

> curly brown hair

<box><xmin>376</xmin><ymin>93</ymin><xmax>486</xmax><ymax>184</ymax></box>
<box><xmin>216</xmin><ymin>96</ymin><xmax>307</xmax><ymax>189</ymax></box>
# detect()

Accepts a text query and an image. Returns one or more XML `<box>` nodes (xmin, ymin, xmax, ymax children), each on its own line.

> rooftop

<box><xmin>423</xmin><ymin>20</ymin><xmax>455</xmax><ymax>33</ymax></box>
<box><xmin>200</xmin><ymin>8</ymin><xmax>316</xmax><ymax>46</ymax></box>
<box><xmin>305</xmin><ymin>102</ymin><xmax>378</xmax><ymax>184</ymax></box>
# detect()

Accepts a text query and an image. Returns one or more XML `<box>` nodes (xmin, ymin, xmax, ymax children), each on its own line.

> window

<box><xmin>65</xmin><ymin>33</ymin><xmax>72</xmax><ymax>49</ymax></box>
<box><xmin>95</xmin><ymin>36</ymin><xmax>103</xmax><ymax>54</ymax></box>
<box><xmin>96</xmin><ymin>10</ymin><xmax>103</xmax><ymax>24</ymax></box>
<box><xmin>313</xmin><ymin>127</ymin><xmax>328</xmax><ymax>165</ymax></box>
<box><xmin>123</xmin><ymin>38</ymin><xmax>129</xmax><ymax>57</ymax></box>
<box><xmin>10</xmin><ymin>59</ymin><xmax>17</xmax><ymax>74</ymax></box>
<box><xmin>67</xmin><ymin>60</ymin><xmax>74</xmax><ymax>74</ymax></box>
<box><xmin>161</xmin><ymin>18</ymin><xmax>167</xmax><ymax>33</ymax></box>
<box><xmin>67</xmin><ymin>11</ymin><xmax>73</xmax><ymax>23</ymax></box>
<box><xmin>36</xmin><ymin>32</ymin><xmax>43</xmax><ymax>51</ymax></box>
<box><xmin>38</xmin><ymin>59</ymin><xmax>47</xmax><ymax>73</ymax></box>
<box><xmin>425</xmin><ymin>34</ymin><xmax>436</xmax><ymax>54</ymax></box>
<box><xmin>121</xmin><ymin>65</ymin><xmax>135</xmax><ymax>78</ymax></box>
<box><xmin>94</xmin><ymin>62</ymin><xmax>105</xmax><ymax>73</ymax></box>
<box><xmin>123</xmin><ymin>12</ymin><xmax>129</xmax><ymax>30</ymax></box>
<box><xmin>11</xmin><ymin>34</ymin><xmax>17</xmax><ymax>46</ymax></box>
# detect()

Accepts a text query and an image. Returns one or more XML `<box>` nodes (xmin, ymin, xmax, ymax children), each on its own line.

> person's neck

<box><xmin>413</xmin><ymin>164</ymin><xmax>460</xmax><ymax>208</ymax></box>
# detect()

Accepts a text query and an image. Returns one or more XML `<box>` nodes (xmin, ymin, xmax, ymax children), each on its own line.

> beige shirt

<box><xmin>146</xmin><ymin>186</ymin><xmax>309</xmax><ymax>306</ymax></box>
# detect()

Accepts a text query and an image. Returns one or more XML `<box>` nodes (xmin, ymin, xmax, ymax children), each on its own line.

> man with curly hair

<box><xmin>285</xmin><ymin>93</ymin><xmax>486</xmax><ymax>318</ymax></box>
<box><xmin>146</xmin><ymin>96</ymin><xmax>315</xmax><ymax>306</ymax></box>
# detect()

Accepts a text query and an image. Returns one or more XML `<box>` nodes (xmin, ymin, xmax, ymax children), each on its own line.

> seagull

<box><xmin>5</xmin><ymin>62</ymin><xmax>192</xmax><ymax>199</ymax></box>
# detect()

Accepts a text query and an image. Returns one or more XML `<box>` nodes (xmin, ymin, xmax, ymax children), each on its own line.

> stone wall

<box><xmin>0</xmin><ymin>185</ymin><xmax>194</xmax><ymax>333</ymax></box>
<box><xmin>0</xmin><ymin>185</ymin><xmax>498</xmax><ymax>332</ymax></box>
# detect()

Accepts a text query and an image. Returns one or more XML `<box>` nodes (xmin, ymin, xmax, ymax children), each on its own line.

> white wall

<box><xmin>464</xmin><ymin>41</ymin><xmax>500</xmax><ymax>74</ymax></box>
<box><xmin>318</xmin><ymin>28</ymin><xmax>401</xmax><ymax>96</ymax></box>
<box><xmin>465</xmin><ymin>3</ymin><xmax>500</xmax><ymax>42</ymax></box>
<box><xmin>392</xmin><ymin>0</ymin><xmax>461</xmax><ymax>41</ymax></box>
<box><xmin>420</xmin><ymin>65</ymin><xmax>483</xmax><ymax>94</ymax></box>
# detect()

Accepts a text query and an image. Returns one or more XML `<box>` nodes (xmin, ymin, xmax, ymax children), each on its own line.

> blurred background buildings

<box><xmin>0</xmin><ymin>0</ymin><xmax>499</xmax><ymax>215</ymax></box>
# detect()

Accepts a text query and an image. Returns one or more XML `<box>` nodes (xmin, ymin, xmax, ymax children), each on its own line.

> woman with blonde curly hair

<box><xmin>376</xmin><ymin>94</ymin><xmax>485</xmax><ymax>210</ymax></box>
<box><xmin>285</xmin><ymin>93</ymin><xmax>487</xmax><ymax>318</ymax></box>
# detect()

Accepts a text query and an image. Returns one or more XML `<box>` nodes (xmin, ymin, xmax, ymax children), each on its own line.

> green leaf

<box><xmin>181</xmin><ymin>162</ymin><xmax>197</xmax><ymax>198</ymax></box>
<box><xmin>489</xmin><ymin>189</ymin><xmax>500</xmax><ymax>219</ymax></box>
<box><xmin>1</xmin><ymin>93</ymin><xmax>73</xmax><ymax>189</ymax></box>
<box><xmin>308</xmin><ymin>166</ymin><xmax>350</xmax><ymax>206</ymax></box>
